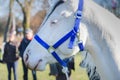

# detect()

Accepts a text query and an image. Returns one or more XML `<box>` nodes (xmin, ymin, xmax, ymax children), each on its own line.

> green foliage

<box><xmin>0</xmin><ymin>54</ymin><xmax>88</xmax><ymax>80</ymax></box>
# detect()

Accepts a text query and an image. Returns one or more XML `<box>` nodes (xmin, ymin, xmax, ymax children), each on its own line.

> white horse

<box><xmin>23</xmin><ymin>0</ymin><xmax>120</xmax><ymax>80</ymax></box>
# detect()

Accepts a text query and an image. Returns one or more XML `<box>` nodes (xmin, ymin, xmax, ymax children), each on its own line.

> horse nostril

<box><xmin>39</xmin><ymin>59</ymin><xmax>43</xmax><ymax>62</ymax></box>
<box><xmin>25</xmin><ymin>54</ymin><xmax>29</xmax><ymax>62</ymax></box>
<box><xmin>25</xmin><ymin>49</ymin><xmax>31</xmax><ymax>62</ymax></box>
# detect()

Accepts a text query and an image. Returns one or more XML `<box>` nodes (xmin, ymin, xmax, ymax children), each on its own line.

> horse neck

<box><xmin>83</xmin><ymin>0</ymin><xmax>120</xmax><ymax>79</ymax></box>
<box><xmin>84</xmin><ymin>0</ymin><xmax>120</xmax><ymax>57</ymax></box>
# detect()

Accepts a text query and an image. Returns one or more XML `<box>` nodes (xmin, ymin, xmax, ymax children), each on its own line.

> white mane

<box><xmin>82</xmin><ymin>1</ymin><xmax>120</xmax><ymax>79</ymax></box>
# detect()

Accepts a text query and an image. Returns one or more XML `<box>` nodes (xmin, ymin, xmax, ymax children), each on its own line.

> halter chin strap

<box><xmin>34</xmin><ymin>0</ymin><xmax>84</xmax><ymax>79</ymax></box>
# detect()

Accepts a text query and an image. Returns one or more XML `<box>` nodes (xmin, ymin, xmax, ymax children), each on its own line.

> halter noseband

<box><xmin>34</xmin><ymin>0</ymin><xmax>84</xmax><ymax>79</ymax></box>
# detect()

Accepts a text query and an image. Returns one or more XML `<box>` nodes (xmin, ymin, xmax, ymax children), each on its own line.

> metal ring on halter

<box><xmin>48</xmin><ymin>46</ymin><xmax>55</xmax><ymax>53</ymax></box>
<box><xmin>62</xmin><ymin>66</ymin><xmax>69</xmax><ymax>80</ymax></box>
<box><xmin>75</xmin><ymin>10</ymin><xmax>82</xmax><ymax>19</ymax></box>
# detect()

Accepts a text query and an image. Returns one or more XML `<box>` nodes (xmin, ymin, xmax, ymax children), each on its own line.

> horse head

<box><xmin>23</xmin><ymin>0</ymin><xmax>120</xmax><ymax>80</ymax></box>
<box><xmin>23</xmin><ymin>0</ymin><xmax>88</xmax><ymax>71</ymax></box>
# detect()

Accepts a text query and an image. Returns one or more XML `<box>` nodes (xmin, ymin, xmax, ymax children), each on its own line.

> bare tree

<box><xmin>16</xmin><ymin>0</ymin><xmax>34</xmax><ymax>36</ymax></box>
<box><xmin>3</xmin><ymin>0</ymin><xmax>14</xmax><ymax>42</ymax></box>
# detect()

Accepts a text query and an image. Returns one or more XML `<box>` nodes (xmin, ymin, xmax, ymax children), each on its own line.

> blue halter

<box><xmin>34</xmin><ymin>0</ymin><xmax>84</xmax><ymax>67</ymax></box>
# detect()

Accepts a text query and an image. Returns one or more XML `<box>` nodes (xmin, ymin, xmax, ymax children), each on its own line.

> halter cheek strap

<box><xmin>34</xmin><ymin>0</ymin><xmax>84</xmax><ymax>79</ymax></box>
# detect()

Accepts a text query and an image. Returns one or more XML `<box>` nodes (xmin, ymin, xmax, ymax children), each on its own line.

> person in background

<box><xmin>49</xmin><ymin>57</ymin><xmax>75</xmax><ymax>80</ymax></box>
<box><xmin>0</xmin><ymin>48</ymin><xmax>3</xmax><ymax>63</ymax></box>
<box><xmin>3</xmin><ymin>33</ymin><xmax>19</xmax><ymax>80</ymax></box>
<box><xmin>18</xmin><ymin>28</ymin><xmax>37</xmax><ymax>80</ymax></box>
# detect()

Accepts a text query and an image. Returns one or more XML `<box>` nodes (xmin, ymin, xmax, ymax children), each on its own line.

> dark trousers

<box><xmin>22</xmin><ymin>59</ymin><xmax>37</xmax><ymax>80</ymax></box>
<box><xmin>0</xmin><ymin>59</ymin><xmax>3</xmax><ymax>63</ymax></box>
<box><xmin>7</xmin><ymin>62</ymin><xmax>17</xmax><ymax>80</ymax></box>
<box><xmin>56</xmin><ymin>75</ymin><xmax>67</xmax><ymax>80</ymax></box>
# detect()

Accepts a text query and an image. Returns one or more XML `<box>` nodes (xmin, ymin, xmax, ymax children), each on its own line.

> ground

<box><xmin>0</xmin><ymin>53</ymin><xmax>88</xmax><ymax>80</ymax></box>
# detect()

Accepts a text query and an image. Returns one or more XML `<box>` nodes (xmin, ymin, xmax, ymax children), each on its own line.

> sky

<box><xmin>0</xmin><ymin>0</ymin><xmax>119</xmax><ymax>21</ymax></box>
<box><xmin>0</xmin><ymin>0</ymin><xmax>45</xmax><ymax>20</ymax></box>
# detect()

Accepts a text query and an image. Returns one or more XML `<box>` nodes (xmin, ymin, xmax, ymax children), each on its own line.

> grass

<box><xmin>0</xmin><ymin>54</ymin><xmax>88</xmax><ymax>80</ymax></box>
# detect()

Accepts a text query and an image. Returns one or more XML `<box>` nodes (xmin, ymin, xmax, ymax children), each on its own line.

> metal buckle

<box><xmin>75</xmin><ymin>10</ymin><xmax>82</xmax><ymax>19</ymax></box>
<box><xmin>48</xmin><ymin>46</ymin><xmax>55</xmax><ymax>53</ymax></box>
<box><xmin>72</xmin><ymin>29</ymin><xmax>77</xmax><ymax>34</ymax></box>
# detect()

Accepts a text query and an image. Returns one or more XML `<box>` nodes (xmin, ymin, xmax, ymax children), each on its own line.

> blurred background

<box><xmin>0</xmin><ymin>0</ymin><xmax>120</xmax><ymax>80</ymax></box>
